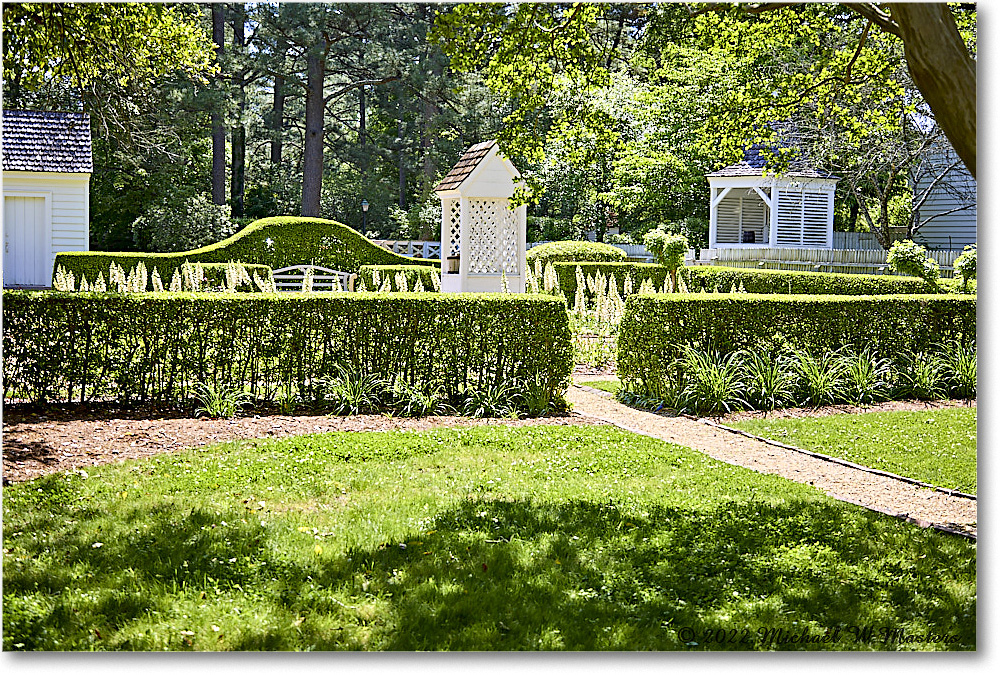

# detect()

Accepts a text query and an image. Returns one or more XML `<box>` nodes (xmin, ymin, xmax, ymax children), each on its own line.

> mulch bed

<box><xmin>1</xmin><ymin>402</ymin><xmax>598</xmax><ymax>485</ymax></box>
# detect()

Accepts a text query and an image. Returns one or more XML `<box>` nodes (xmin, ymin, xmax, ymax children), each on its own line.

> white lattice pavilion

<box><xmin>434</xmin><ymin>140</ymin><xmax>527</xmax><ymax>293</ymax></box>
<box><xmin>707</xmin><ymin>147</ymin><xmax>839</xmax><ymax>249</ymax></box>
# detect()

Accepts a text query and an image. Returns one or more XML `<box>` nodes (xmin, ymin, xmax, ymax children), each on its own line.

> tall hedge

<box><xmin>551</xmin><ymin>262</ymin><xmax>940</xmax><ymax>299</ymax></box>
<box><xmin>617</xmin><ymin>293</ymin><xmax>976</xmax><ymax>388</ymax></box>
<box><xmin>3</xmin><ymin>291</ymin><xmax>571</xmax><ymax>405</ymax></box>
<box><xmin>53</xmin><ymin>216</ymin><xmax>439</xmax><ymax>285</ymax></box>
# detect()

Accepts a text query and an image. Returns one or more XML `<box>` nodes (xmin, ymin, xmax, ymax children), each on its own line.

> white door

<box><xmin>4</xmin><ymin>196</ymin><xmax>49</xmax><ymax>287</ymax></box>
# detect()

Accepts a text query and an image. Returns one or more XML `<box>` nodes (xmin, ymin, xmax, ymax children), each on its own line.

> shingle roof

<box><xmin>2</xmin><ymin>110</ymin><xmax>93</xmax><ymax>173</ymax></box>
<box><xmin>706</xmin><ymin>143</ymin><xmax>837</xmax><ymax>179</ymax></box>
<box><xmin>434</xmin><ymin>140</ymin><xmax>496</xmax><ymax>191</ymax></box>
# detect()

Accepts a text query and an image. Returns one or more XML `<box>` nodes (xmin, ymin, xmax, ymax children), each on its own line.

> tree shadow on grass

<box><xmin>3</xmin><ymin>478</ymin><xmax>976</xmax><ymax>651</ymax></box>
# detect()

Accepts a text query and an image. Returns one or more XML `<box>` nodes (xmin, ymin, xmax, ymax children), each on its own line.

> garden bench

<box><xmin>272</xmin><ymin>265</ymin><xmax>356</xmax><ymax>292</ymax></box>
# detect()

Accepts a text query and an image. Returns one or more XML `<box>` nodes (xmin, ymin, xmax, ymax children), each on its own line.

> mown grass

<box><xmin>3</xmin><ymin>425</ymin><xmax>975</xmax><ymax>651</ymax></box>
<box><xmin>728</xmin><ymin>407</ymin><xmax>977</xmax><ymax>494</ymax></box>
<box><xmin>582</xmin><ymin>379</ymin><xmax>621</xmax><ymax>395</ymax></box>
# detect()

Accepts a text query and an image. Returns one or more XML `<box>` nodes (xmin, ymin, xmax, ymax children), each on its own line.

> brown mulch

<box><xmin>716</xmin><ymin>398</ymin><xmax>976</xmax><ymax>423</ymax></box>
<box><xmin>1</xmin><ymin>403</ymin><xmax>597</xmax><ymax>485</ymax></box>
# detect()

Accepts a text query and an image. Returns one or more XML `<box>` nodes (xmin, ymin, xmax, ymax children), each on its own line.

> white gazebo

<box><xmin>433</xmin><ymin>140</ymin><xmax>527</xmax><ymax>293</ymax></box>
<box><xmin>706</xmin><ymin>148</ymin><xmax>839</xmax><ymax>249</ymax></box>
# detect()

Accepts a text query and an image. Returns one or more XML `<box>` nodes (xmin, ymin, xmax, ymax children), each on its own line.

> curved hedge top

<box><xmin>54</xmin><ymin>216</ymin><xmax>439</xmax><ymax>283</ymax></box>
<box><xmin>526</xmin><ymin>240</ymin><xmax>628</xmax><ymax>265</ymax></box>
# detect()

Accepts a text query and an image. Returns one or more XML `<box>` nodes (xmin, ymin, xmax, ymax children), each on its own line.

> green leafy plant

<box><xmin>461</xmin><ymin>382</ymin><xmax>519</xmax><ymax>418</ymax></box>
<box><xmin>838</xmin><ymin>348</ymin><xmax>893</xmax><ymax>405</ymax></box>
<box><xmin>390</xmin><ymin>376</ymin><xmax>448</xmax><ymax>417</ymax></box>
<box><xmin>193</xmin><ymin>381</ymin><xmax>251</xmax><ymax>418</ymax></box>
<box><xmin>897</xmin><ymin>352</ymin><xmax>947</xmax><ymax>400</ymax></box>
<box><xmin>940</xmin><ymin>341</ymin><xmax>976</xmax><ymax>399</ymax></box>
<box><xmin>319</xmin><ymin>364</ymin><xmax>389</xmax><ymax>415</ymax></box>
<box><xmin>790</xmin><ymin>349</ymin><xmax>846</xmax><ymax>407</ymax></box>
<box><xmin>642</xmin><ymin>229</ymin><xmax>688</xmax><ymax>291</ymax></box>
<box><xmin>518</xmin><ymin>373</ymin><xmax>559</xmax><ymax>417</ymax></box>
<box><xmin>887</xmin><ymin>239</ymin><xmax>940</xmax><ymax>284</ymax></box>
<box><xmin>744</xmin><ymin>351</ymin><xmax>796</xmax><ymax>410</ymax></box>
<box><xmin>954</xmin><ymin>244</ymin><xmax>976</xmax><ymax>291</ymax></box>
<box><xmin>678</xmin><ymin>346</ymin><xmax>748</xmax><ymax>415</ymax></box>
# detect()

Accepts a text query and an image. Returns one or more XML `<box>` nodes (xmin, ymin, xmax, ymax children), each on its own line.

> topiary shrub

<box><xmin>643</xmin><ymin>229</ymin><xmax>688</xmax><ymax>291</ymax></box>
<box><xmin>526</xmin><ymin>240</ymin><xmax>628</xmax><ymax>266</ymax></box>
<box><xmin>887</xmin><ymin>240</ymin><xmax>940</xmax><ymax>284</ymax></box>
<box><xmin>954</xmin><ymin>244</ymin><xmax>976</xmax><ymax>291</ymax></box>
<box><xmin>54</xmin><ymin>216</ymin><xmax>439</xmax><ymax>286</ymax></box>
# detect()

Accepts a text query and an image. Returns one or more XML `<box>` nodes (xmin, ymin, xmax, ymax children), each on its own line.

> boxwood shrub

<box><xmin>550</xmin><ymin>262</ymin><xmax>941</xmax><ymax>299</ymax></box>
<box><xmin>685</xmin><ymin>266</ymin><xmax>937</xmax><ymax>295</ymax></box>
<box><xmin>53</xmin><ymin>216</ymin><xmax>439</xmax><ymax>285</ymax></box>
<box><xmin>356</xmin><ymin>265</ymin><xmax>440</xmax><ymax>292</ymax></box>
<box><xmin>2</xmin><ymin>291</ymin><xmax>572</xmax><ymax>406</ymax></box>
<box><xmin>526</xmin><ymin>241</ymin><xmax>628</xmax><ymax>266</ymax></box>
<box><xmin>617</xmin><ymin>293</ymin><xmax>976</xmax><ymax>391</ymax></box>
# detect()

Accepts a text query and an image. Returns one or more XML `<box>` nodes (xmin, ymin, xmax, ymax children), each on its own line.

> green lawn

<box><xmin>728</xmin><ymin>408</ymin><xmax>977</xmax><ymax>494</ymax></box>
<box><xmin>581</xmin><ymin>378</ymin><xmax>621</xmax><ymax>395</ymax></box>
<box><xmin>3</xmin><ymin>425</ymin><xmax>976</xmax><ymax>651</ymax></box>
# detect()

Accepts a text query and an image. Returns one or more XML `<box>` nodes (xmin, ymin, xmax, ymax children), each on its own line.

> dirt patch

<box><xmin>1</xmin><ymin>404</ymin><xmax>597</xmax><ymax>485</ymax></box>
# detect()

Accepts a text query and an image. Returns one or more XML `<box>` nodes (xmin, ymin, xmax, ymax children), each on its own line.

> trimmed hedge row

<box><xmin>551</xmin><ymin>262</ymin><xmax>941</xmax><ymax>299</ymax></box>
<box><xmin>356</xmin><ymin>265</ymin><xmax>440</xmax><ymax>292</ymax></box>
<box><xmin>617</xmin><ymin>293</ymin><xmax>976</xmax><ymax>389</ymax></box>
<box><xmin>54</xmin><ymin>216</ymin><xmax>439</xmax><ymax>284</ymax></box>
<box><xmin>526</xmin><ymin>240</ymin><xmax>628</xmax><ymax>265</ymax></box>
<box><xmin>2</xmin><ymin>291</ymin><xmax>572</xmax><ymax>406</ymax></box>
<box><xmin>184</xmin><ymin>263</ymin><xmax>274</xmax><ymax>290</ymax></box>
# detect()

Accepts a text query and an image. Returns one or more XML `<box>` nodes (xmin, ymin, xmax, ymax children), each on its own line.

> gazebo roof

<box><xmin>706</xmin><ymin>144</ymin><xmax>837</xmax><ymax>180</ymax></box>
<box><xmin>434</xmin><ymin>140</ymin><xmax>498</xmax><ymax>191</ymax></box>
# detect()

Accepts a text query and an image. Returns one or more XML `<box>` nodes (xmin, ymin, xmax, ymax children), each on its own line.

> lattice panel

<box><xmin>446</xmin><ymin>199</ymin><xmax>461</xmax><ymax>257</ymax></box>
<box><xmin>466</xmin><ymin>199</ymin><xmax>517</xmax><ymax>275</ymax></box>
<box><xmin>498</xmin><ymin>203</ymin><xmax>518</xmax><ymax>274</ymax></box>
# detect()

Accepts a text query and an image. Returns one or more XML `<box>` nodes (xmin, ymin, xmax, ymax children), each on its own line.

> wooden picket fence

<box><xmin>709</xmin><ymin>248</ymin><xmax>962</xmax><ymax>278</ymax></box>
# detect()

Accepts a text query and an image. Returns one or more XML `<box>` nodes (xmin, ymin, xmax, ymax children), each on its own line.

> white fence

<box><xmin>708</xmin><ymin>247</ymin><xmax>961</xmax><ymax>278</ymax></box>
<box><xmin>371</xmin><ymin>240</ymin><xmax>441</xmax><ymax>259</ymax></box>
<box><xmin>370</xmin><ymin>238</ymin><xmax>961</xmax><ymax>277</ymax></box>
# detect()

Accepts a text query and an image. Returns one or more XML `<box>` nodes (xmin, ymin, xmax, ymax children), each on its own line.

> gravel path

<box><xmin>566</xmin><ymin>384</ymin><xmax>977</xmax><ymax>538</ymax></box>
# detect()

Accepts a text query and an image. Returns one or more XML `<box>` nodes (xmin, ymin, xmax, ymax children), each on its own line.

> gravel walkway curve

<box><xmin>566</xmin><ymin>384</ymin><xmax>977</xmax><ymax>538</ymax></box>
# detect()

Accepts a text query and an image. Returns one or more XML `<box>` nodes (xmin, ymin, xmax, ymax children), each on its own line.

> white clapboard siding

<box><xmin>912</xmin><ymin>147</ymin><xmax>976</xmax><ymax>250</ymax></box>
<box><xmin>3</xmin><ymin>171</ymin><xmax>89</xmax><ymax>286</ymax></box>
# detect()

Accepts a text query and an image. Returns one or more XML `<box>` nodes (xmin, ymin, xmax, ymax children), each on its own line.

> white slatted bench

<box><xmin>272</xmin><ymin>265</ymin><xmax>356</xmax><ymax>292</ymax></box>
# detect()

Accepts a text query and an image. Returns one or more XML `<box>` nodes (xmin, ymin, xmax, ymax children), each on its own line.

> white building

<box><xmin>2</xmin><ymin>110</ymin><xmax>92</xmax><ymax>288</ymax></box>
<box><xmin>434</xmin><ymin>140</ymin><xmax>527</xmax><ymax>293</ymax></box>
<box><xmin>706</xmin><ymin>147</ymin><xmax>839</xmax><ymax>250</ymax></box>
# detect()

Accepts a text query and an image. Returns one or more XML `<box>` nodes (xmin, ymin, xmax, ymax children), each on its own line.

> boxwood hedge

<box><xmin>53</xmin><ymin>216</ymin><xmax>439</xmax><ymax>285</ymax></box>
<box><xmin>526</xmin><ymin>241</ymin><xmax>628</xmax><ymax>265</ymax></box>
<box><xmin>2</xmin><ymin>291</ymin><xmax>572</xmax><ymax>406</ymax></box>
<box><xmin>617</xmin><ymin>293</ymin><xmax>976</xmax><ymax>389</ymax></box>
<box><xmin>356</xmin><ymin>265</ymin><xmax>440</xmax><ymax>292</ymax></box>
<box><xmin>551</xmin><ymin>262</ymin><xmax>941</xmax><ymax>299</ymax></box>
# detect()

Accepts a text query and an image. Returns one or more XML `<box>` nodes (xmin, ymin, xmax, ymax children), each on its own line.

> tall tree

<box><xmin>230</xmin><ymin>3</ymin><xmax>247</xmax><ymax>217</ymax></box>
<box><xmin>211</xmin><ymin>3</ymin><xmax>227</xmax><ymax>206</ymax></box>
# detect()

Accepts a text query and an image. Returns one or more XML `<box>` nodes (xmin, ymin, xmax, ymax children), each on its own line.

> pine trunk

<box><xmin>211</xmin><ymin>4</ymin><xmax>226</xmax><ymax>206</ymax></box>
<box><xmin>301</xmin><ymin>41</ymin><xmax>326</xmax><ymax>218</ymax></box>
